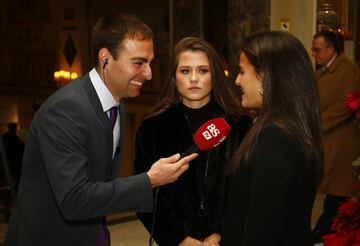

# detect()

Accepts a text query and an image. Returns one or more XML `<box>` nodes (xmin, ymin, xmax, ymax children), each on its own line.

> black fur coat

<box><xmin>134</xmin><ymin>102</ymin><xmax>250</xmax><ymax>245</ymax></box>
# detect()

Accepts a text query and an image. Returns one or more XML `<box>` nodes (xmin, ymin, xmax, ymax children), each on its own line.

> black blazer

<box><xmin>222</xmin><ymin>125</ymin><xmax>317</xmax><ymax>246</ymax></box>
<box><xmin>5</xmin><ymin>74</ymin><xmax>153</xmax><ymax>246</ymax></box>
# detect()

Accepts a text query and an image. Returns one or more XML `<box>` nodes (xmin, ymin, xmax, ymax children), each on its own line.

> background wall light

<box><xmin>54</xmin><ymin>70</ymin><xmax>78</xmax><ymax>87</ymax></box>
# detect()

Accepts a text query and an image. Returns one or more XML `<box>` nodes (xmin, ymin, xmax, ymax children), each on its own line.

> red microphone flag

<box><xmin>193</xmin><ymin>117</ymin><xmax>231</xmax><ymax>151</ymax></box>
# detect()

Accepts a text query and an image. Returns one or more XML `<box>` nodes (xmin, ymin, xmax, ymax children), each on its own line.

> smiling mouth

<box><xmin>130</xmin><ymin>80</ymin><xmax>144</xmax><ymax>87</ymax></box>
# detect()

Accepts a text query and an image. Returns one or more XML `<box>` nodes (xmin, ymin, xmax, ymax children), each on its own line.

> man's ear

<box><xmin>327</xmin><ymin>45</ymin><xmax>335</xmax><ymax>54</ymax></box>
<box><xmin>98</xmin><ymin>48</ymin><xmax>110</xmax><ymax>66</ymax></box>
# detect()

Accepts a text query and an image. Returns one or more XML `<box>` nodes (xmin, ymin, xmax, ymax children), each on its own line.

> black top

<box><xmin>222</xmin><ymin>125</ymin><xmax>317</xmax><ymax>246</ymax></box>
<box><xmin>135</xmin><ymin>102</ymin><xmax>251</xmax><ymax>245</ymax></box>
<box><xmin>180</xmin><ymin>99</ymin><xmax>217</xmax><ymax>134</ymax></box>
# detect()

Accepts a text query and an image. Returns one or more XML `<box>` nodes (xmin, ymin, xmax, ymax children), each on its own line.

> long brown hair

<box><xmin>146</xmin><ymin>37</ymin><xmax>244</xmax><ymax>118</ymax></box>
<box><xmin>228</xmin><ymin>31</ymin><xmax>323</xmax><ymax>183</ymax></box>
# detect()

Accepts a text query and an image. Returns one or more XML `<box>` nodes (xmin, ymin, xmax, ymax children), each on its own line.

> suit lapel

<box><xmin>81</xmin><ymin>74</ymin><xmax>114</xmax><ymax>169</ymax></box>
<box><xmin>81</xmin><ymin>74</ymin><xmax>109</xmax><ymax>123</ymax></box>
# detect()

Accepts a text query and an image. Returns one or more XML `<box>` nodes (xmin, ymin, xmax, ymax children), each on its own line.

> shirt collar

<box><xmin>89</xmin><ymin>68</ymin><xmax>118</xmax><ymax>112</ymax></box>
<box><xmin>325</xmin><ymin>53</ymin><xmax>337</xmax><ymax>68</ymax></box>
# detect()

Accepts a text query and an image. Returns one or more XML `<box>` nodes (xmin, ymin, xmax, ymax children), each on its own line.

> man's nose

<box><xmin>142</xmin><ymin>64</ymin><xmax>152</xmax><ymax>80</ymax></box>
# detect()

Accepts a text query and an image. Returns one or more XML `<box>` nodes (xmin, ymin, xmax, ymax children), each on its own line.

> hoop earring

<box><xmin>258</xmin><ymin>85</ymin><xmax>264</xmax><ymax>96</ymax></box>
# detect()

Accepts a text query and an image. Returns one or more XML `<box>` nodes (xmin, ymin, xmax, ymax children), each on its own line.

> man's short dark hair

<box><xmin>314</xmin><ymin>31</ymin><xmax>342</xmax><ymax>53</ymax></box>
<box><xmin>91</xmin><ymin>14</ymin><xmax>153</xmax><ymax>65</ymax></box>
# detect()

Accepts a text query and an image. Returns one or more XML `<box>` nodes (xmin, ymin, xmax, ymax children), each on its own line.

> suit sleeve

<box><xmin>36</xmin><ymin>99</ymin><xmax>153</xmax><ymax>220</ymax></box>
<box><xmin>241</xmin><ymin>127</ymin><xmax>300</xmax><ymax>246</ymax></box>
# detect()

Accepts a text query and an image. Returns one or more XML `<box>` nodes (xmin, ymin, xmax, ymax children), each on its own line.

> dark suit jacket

<box><xmin>222</xmin><ymin>125</ymin><xmax>317</xmax><ymax>246</ymax></box>
<box><xmin>5</xmin><ymin>74</ymin><xmax>153</xmax><ymax>246</ymax></box>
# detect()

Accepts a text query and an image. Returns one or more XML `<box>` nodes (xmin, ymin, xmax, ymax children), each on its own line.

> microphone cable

<box><xmin>0</xmin><ymin>138</ymin><xmax>37</xmax><ymax>246</ymax></box>
<box><xmin>149</xmin><ymin>187</ymin><xmax>159</xmax><ymax>246</ymax></box>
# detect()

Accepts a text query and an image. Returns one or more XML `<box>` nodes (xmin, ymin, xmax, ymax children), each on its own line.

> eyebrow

<box><xmin>178</xmin><ymin>65</ymin><xmax>210</xmax><ymax>68</ymax></box>
<box><xmin>131</xmin><ymin>57</ymin><xmax>151</xmax><ymax>63</ymax></box>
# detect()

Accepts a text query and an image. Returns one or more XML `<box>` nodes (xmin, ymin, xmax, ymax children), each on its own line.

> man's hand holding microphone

<box><xmin>147</xmin><ymin>153</ymin><xmax>197</xmax><ymax>188</ymax></box>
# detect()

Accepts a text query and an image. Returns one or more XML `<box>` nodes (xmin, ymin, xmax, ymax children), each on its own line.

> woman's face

<box><xmin>235</xmin><ymin>52</ymin><xmax>263</xmax><ymax>110</ymax></box>
<box><xmin>175</xmin><ymin>50</ymin><xmax>212</xmax><ymax>109</ymax></box>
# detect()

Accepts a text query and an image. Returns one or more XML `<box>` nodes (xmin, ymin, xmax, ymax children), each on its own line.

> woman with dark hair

<box><xmin>135</xmin><ymin>37</ymin><xmax>250</xmax><ymax>246</ymax></box>
<box><xmin>222</xmin><ymin>31</ymin><xmax>323</xmax><ymax>246</ymax></box>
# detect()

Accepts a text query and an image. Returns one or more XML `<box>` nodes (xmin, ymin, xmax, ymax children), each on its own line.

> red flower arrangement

<box><xmin>345</xmin><ymin>89</ymin><xmax>360</xmax><ymax>127</ymax></box>
<box><xmin>322</xmin><ymin>89</ymin><xmax>360</xmax><ymax>246</ymax></box>
<box><xmin>346</xmin><ymin>89</ymin><xmax>360</xmax><ymax>192</ymax></box>
<box><xmin>322</xmin><ymin>196</ymin><xmax>360</xmax><ymax>246</ymax></box>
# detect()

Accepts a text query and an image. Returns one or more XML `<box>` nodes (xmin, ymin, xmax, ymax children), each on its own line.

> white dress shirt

<box><xmin>89</xmin><ymin>68</ymin><xmax>120</xmax><ymax>158</ymax></box>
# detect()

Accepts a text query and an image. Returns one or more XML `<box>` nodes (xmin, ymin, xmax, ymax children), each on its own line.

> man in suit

<box><xmin>311</xmin><ymin>30</ymin><xmax>360</xmax><ymax>243</ymax></box>
<box><xmin>4</xmin><ymin>14</ymin><xmax>197</xmax><ymax>246</ymax></box>
<box><xmin>1</xmin><ymin>122</ymin><xmax>25</xmax><ymax>191</ymax></box>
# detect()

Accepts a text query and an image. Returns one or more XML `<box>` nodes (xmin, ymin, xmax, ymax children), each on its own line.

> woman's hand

<box><xmin>202</xmin><ymin>233</ymin><xmax>221</xmax><ymax>246</ymax></box>
<box><xmin>179</xmin><ymin>236</ymin><xmax>203</xmax><ymax>246</ymax></box>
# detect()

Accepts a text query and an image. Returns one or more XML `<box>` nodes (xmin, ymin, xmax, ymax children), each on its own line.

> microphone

<box><xmin>181</xmin><ymin>117</ymin><xmax>231</xmax><ymax>157</ymax></box>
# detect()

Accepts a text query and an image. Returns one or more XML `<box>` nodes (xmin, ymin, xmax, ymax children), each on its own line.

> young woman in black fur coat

<box><xmin>134</xmin><ymin>37</ymin><xmax>250</xmax><ymax>246</ymax></box>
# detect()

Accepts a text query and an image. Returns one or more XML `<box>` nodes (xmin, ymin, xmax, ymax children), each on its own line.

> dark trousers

<box><xmin>312</xmin><ymin>194</ymin><xmax>347</xmax><ymax>239</ymax></box>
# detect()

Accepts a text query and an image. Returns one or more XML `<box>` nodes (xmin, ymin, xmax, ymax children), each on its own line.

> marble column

<box><xmin>172</xmin><ymin>0</ymin><xmax>203</xmax><ymax>44</ymax></box>
<box><xmin>227</xmin><ymin>0</ymin><xmax>270</xmax><ymax>80</ymax></box>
